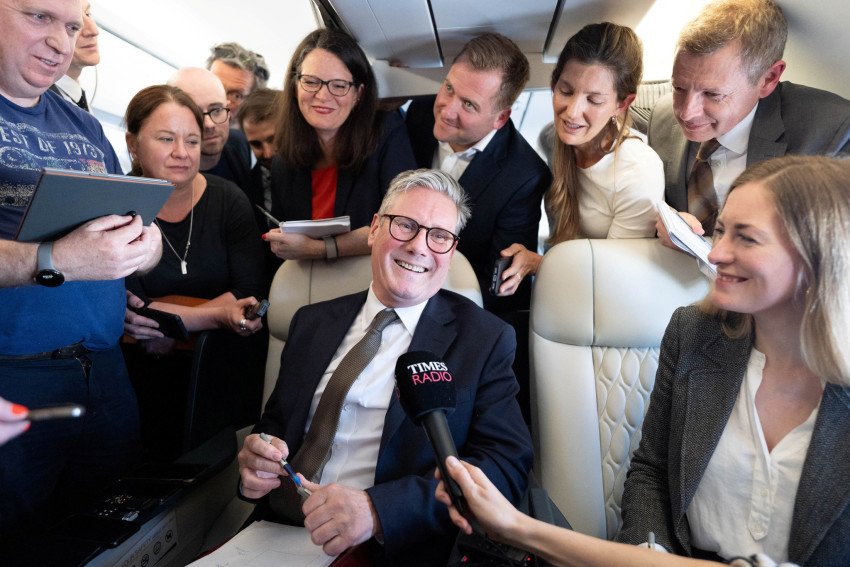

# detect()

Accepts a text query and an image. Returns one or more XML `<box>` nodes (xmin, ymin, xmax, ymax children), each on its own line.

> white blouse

<box><xmin>576</xmin><ymin>131</ymin><xmax>664</xmax><ymax>239</ymax></box>
<box><xmin>688</xmin><ymin>348</ymin><xmax>820</xmax><ymax>561</ymax></box>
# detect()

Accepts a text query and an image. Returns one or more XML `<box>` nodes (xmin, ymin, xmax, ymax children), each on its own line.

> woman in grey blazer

<box><xmin>617</xmin><ymin>155</ymin><xmax>850</xmax><ymax>566</ymax></box>
<box><xmin>434</xmin><ymin>155</ymin><xmax>850</xmax><ymax>567</ymax></box>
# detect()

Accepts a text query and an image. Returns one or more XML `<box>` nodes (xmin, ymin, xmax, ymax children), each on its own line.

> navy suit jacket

<box><xmin>648</xmin><ymin>82</ymin><xmax>850</xmax><ymax>210</ymax></box>
<box><xmin>405</xmin><ymin>96</ymin><xmax>551</xmax><ymax>313</ymax></box>
<box><xmin>255</xmin><ymin>289</ymin><xmax>533</xmax><ymax>565</ymax></box>
<box><xmin>618</xmin><ymin>306</ymin><xmax>850</xmax><ymax>566</ymax></box>
<box><xmin>269</xmin><ymin>111</ymin><xmax>416</xmax><ymax>231</ymax></box>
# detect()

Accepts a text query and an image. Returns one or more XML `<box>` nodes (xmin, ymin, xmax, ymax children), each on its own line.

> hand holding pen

<box><xmin>259</xmin><ymin>432</ymin><xmax>312</xmax><ymax>499</ymax></box>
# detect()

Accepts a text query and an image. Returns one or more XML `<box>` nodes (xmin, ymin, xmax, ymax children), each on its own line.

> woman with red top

<box><xmin>265</xmin><ymin>29</ymin><xmax>416</xmax><ymax>261</ymax></box>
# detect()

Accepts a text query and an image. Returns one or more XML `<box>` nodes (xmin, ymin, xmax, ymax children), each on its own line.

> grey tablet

<box><xmin>15</xmin><ymin>168</ymin><xmax>174</xmax><ymax>242</ymax></box>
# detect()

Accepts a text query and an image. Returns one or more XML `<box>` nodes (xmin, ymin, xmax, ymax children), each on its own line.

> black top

<box><xmin>128</xmin><ymin>174</ymin><xmax>265</xmax><ymax>301</ymax></box>
<box><xmin>269</xmin><ymin>110</ymin><xmax>417</xmax><ymax>230</ymax></box>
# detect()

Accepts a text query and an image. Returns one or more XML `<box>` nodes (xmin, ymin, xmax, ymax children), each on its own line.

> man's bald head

<box><xmin>168</xmin><ymin>67</ymin><xmax>230</xmax><ymax>161</ymax></box>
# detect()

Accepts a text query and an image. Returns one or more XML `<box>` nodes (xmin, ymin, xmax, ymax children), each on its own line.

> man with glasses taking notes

<box><xmin>237</xmin><ymin>169</ymin><xmax>532</xmax><ymax>566</ymax></box>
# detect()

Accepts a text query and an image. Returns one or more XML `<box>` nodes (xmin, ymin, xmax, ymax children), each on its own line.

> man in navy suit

<box><xmin>652</xmin><ymin>0</ymin><xmax>850</xmax><ymax>247</ymax></box>
<box><xmin>405</xmin><ymin>33</ymin><xmax>551</xmax><ymax>314</ymax></box>
<box><xmin>237</xmin><ymin>169</ymin><xmax>532</xmax><ymax>566</ymax></box>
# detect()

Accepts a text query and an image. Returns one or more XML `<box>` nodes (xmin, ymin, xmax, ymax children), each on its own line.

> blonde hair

<box><xmin>546</xmin><ymin>23</ymin><xmax>643</xmax><ymax>244</ymax></box>
<box><xmin>678</xmin><ymin>0</ymin><xmax>787</xmax><ymax>83</ymax></box>
<box><xmin>700</xmin><ymin>155</ymin><xmax>850</xmax><ymax>385</ymax></box>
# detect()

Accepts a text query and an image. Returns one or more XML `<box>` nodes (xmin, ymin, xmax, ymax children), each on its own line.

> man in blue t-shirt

<box><xmin>0</xmin><ymin>0</ymin><xmax>162</xmax><ymax>532</ymax></box>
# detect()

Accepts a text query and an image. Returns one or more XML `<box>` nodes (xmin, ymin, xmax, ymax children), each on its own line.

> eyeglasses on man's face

<box><xmin>202</xmin><ymin>107</ymin><xmax>231</xmax><ymax>124</ymax></box>
<box><xmin>297</xmin><ymin>74</ymin><xmax>357</xmax><ymax>97</ymax></box>
<box><xmin>383</xmin><ymin>214</ymin><xmax>459</xmax><ymax>254</ymax></box>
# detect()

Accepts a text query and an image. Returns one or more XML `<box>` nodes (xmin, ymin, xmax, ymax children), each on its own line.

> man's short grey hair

<box><xmin>378</xmin><ymin>169</ymin><xmax>471</xmax><ymax>233</ymax></box>
<box><xmin>206</xmin><ymin>42</ymin><xmax>270</xmax><ymax>89</ymax></box>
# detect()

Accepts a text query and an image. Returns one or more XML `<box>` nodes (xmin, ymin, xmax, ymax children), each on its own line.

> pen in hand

<box><xmin>259</xmin><ymin>432</ymin><xmax>312</xmax><ymax>498</ymax></box>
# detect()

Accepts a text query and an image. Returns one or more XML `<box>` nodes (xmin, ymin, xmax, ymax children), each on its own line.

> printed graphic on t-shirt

<box><xmin>0</xmin><ymin>116</ymin><xmax>109</xmax><ymax>207</ymax></box>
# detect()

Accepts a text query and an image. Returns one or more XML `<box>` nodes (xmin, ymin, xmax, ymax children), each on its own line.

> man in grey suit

<box><xmin>652</xmin><ymin>0</ymin><xmax>850</xmax><ymax>248</ymax></box>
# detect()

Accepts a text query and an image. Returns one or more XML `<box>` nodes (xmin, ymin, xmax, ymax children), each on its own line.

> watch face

<box><xmin>36</xmin><ymin>269</ymin><xmax>65</xmax><ymax>287</ymax></box>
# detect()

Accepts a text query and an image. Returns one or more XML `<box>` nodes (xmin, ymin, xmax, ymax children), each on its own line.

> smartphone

<box><xmin>128</xmin><ymin>304</ymin><xmax>190</xmax><ymax>341</ymax></box>
<box><xmin>26</xmin><ymin>404</ymin><xmax>86</xmax><ymax>421</ymax></box>
<box><xmin>245</xmin><ymin>299</ymin><xmax>270</xmax><ymax>320</ymax></box>
<box><xmin>489</xmin><ymin>257</ymin><xmax>512</xmax><ymax>295</ymax></box>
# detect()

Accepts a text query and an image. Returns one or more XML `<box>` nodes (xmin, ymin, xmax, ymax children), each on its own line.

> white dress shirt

<box><xmin>433</xmin><ymin>128</ymin><xmax>498</xmax><ymax>179</ymax></box>
<box><xmin>688</xmin><ymin>348</ymin><xmax>821</xmax><ymax>561</ymax></box>
<box><xmin>53</xmin><ymin>74</ymin><xmax>86</xmax><ymax>108</ymax></box>
<box><xmin>305</xmin><ymin>285</ymin><xmax>427</xmax><ymax>489</ymax></box>
<box><xmin>688</xmin><ymin>103</ymin><xmax>757</xmax><ymax>207</ymax></box>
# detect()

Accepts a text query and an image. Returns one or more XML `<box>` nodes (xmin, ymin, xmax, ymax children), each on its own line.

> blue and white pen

<box><xmin>259</xmin><ymin>432</ymin><xmax>312</xmax><ymax>498</ymax></box>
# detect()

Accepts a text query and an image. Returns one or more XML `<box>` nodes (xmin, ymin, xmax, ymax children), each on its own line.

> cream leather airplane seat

<box><xmin>530</xmin><ymin>238</ymin><xmax>709</xmax><ymax>540</ymax></box>
<box><xmin>263</xmin><ymin>251</ymin><xmax>483</xmax><ymax>407</ymax></box>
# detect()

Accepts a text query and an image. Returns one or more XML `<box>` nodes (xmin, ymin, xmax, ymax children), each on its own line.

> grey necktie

<box><xmin>686</xmin><ymin>138</ymin><xmax>722</xmax><ymax>235</ymax></box>
<box><xmin>269</xmin><ymin>308</ymin><xmax>399</xmax><ymax>523</ymax></box>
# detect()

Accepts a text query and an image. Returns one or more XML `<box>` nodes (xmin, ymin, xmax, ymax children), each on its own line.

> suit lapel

<box><xmin>458</xmin><ymin>125</ymin><xmax>510</xmax><ymax>203</ymax></box>
<box><xmin>676</xmin><ymin>332</ymin><xmax>751</xmax><ymax>531</ymax></box>
<box><xmin>286</xmin><ymin>293</ymin><xmax>366</xmax><ymax>453</ymax></box>
<box><xmin>747</xmin><ymin>89</ymin><xmax>787</xmax><ymax>165</ymax></box>
<box><xmin>333</xmin><ymin>166</ymin><xmax>356</xmax><ymax>218</ymax></box>
<box><xmin>379</xmin><ymin>293</ymin><xmax>457</xmax><ymax>453</ymax></box>
<box><xmin>789</xmin><ymin>384</ymin><xmax>850</xmax><ymax>564</ymax></box>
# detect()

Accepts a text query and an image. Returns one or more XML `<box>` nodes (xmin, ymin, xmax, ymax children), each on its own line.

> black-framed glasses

<box><xmin>383</xmin><ymin>214</ymin><xmax>459</xmax><ymax>254</ymax></box>
<box><xmin>202</xmin><ymin>107</ymin><xmax>231</xmax><ymax>124</ymax></box>
<box><xmin>297</xmin><ymin>74</ymin><xmax>357</xmax><ymax>97</ymax></box>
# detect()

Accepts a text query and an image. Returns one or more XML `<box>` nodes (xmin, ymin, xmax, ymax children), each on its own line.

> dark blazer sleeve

<box><xmin>458</xmin><ymin>123</ymin><xmax>550</xmax><ymax>312</ymax></box>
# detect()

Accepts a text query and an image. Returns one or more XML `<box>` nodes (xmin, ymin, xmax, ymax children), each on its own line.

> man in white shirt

<box><xmin>50</xmin><ymin>0</ymin><xmax>98</xmax><ymax>111</ymax></box>
<box><xmin>652</xmin><ymin>0</ymin><xmax>850</xmax><ymax>248</ymax></box>
<box><xmin>236</xmin><ymin>169</ymin><xmax>532</xmax><ymax>566</ymax></box>
<box><xmin>405</xmin><ymin>33</ymin><xmax>550</xmax><ymax>315</ymax></box>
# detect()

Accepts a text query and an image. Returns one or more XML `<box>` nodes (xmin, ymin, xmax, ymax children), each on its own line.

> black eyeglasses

<box><xmin>202</xmin><ymin>107</ymin><xmax>231</xmax><ymax>124</ymax></box>
<box><xmin>383</xmin><ymin>215</ymin><xmax>459</xmax><ymax>254</ymax></box>
<box><xmin>297</xmin><ymin>74</ymin><xmax>357</xmax><ymax>97</ymax></box>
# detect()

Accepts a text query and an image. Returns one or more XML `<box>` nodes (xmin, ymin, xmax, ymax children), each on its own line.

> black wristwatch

<box><xmin>35</xmin><ymin>241</ymin><xmax>65</xmax><ymax>287</ymax></box>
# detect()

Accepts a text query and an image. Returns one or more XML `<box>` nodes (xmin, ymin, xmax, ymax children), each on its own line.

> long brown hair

<box><xmin>274</xmin><ymin>28</ymin><xmax>380</xmax><ymax>171</ymax></box>
<box><xmin>546</xmin><ymin>23</ymin><xmax>643</xmax><ymax>245</ymax></box>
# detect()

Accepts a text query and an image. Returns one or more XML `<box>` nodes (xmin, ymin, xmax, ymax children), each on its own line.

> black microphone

<box><xmin>396</xmin><ymin>351</ymin><xmax>532</xmax><ymax>566</ymax></box>
<box><xmin>394</xmin><ymin>350</ymin><xmax>475</xmax><ymax>525</ymax></box>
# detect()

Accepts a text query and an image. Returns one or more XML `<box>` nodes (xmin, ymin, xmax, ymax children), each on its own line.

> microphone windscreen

<box><xmin>395</xmin><ymin>350</ymin><xmax>456</xmax><ymax>424</ymax></box>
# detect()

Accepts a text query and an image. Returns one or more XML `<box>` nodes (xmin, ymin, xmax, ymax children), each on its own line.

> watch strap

<box><xmin>323</xmin><ymin>235</ymin><xmax>338</xmax><ymax>263</ymax></box>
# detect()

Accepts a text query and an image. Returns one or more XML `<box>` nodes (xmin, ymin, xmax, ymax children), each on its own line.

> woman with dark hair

<box><xmin>122</xmin><ymin>84</ymin><xmax>266</xmax><ymax>459</ymax></box>
<box><xmin>265</xmin><ymin>28</ymin><xmax>416</xmax><ymax>261</ymax></box>
<box><xmin>496</xmin><ymin>23</ymin><xmax>663</xmax><ymax>296</ymax></box>
<box><xmin>440</xmin><ymin>155</ymin><xmax>850</xmax><ymax>567</ymax></box>
<box><xmin>123</xmin><ymin>85</ymin><xmax>265</xmax><ymax>336</ymax></box>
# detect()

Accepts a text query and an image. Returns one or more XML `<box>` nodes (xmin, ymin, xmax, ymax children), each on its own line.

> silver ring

<box><xmin>239</xmin><ymin>318</ymin><xmax>247</xmax><ymax>331</ymax></box>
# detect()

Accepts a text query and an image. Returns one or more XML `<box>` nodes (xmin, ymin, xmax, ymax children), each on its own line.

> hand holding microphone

<box><xmin>394</xmin><ymin>351</ymin><xmax>475</xmax><ymax>528</ymax></box>
<box><xmin>395</xmin><ymin>351</ymin><xmax>531</xmax><ymax>566</ymax></box>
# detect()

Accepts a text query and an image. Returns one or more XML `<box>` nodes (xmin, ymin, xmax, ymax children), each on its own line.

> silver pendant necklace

<box><xmin>155</xmin><ymin>179</ymin><xmax>195</xmax><ymax>275</ymax></box>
